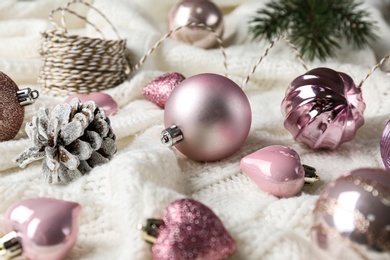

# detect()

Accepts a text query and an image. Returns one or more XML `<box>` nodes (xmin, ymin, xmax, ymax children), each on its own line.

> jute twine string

<box><xmin>39</xmin><ymin>0</ymin><xmax>227</xmax><ymax>96</ymax></box>
<box><xmin>241</xmin><ymin>35</ymin><xmax>308</xmax><ymax>88</ymax></box>
<box><xmin>39</xmin><ymin>0</ymin><xmax>131</xmax><ymax>96</ymax></box>
<box><xmin>358</xmin><ymin>54</ymin><xmax>390</xmax><ymax>88</ymax></box>
<box><xmin>133</xmin><ymin>21</ymin><xmax>227</xmax><ymax>77</ymax></box>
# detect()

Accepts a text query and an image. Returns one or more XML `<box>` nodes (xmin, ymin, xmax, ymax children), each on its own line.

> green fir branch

<box><xmin>248</xmin><ymin>0</ymin><xmax>378</xmax><ymax>61</ymax></box>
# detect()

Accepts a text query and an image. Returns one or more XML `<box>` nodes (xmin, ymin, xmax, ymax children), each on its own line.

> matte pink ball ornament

<box><xmin>161</xmin><ymin>73</ymin><xmax>252</xmax><ymax>161</ymax></box>
<box><xmin>282</xmin><ymin>67</ymin><xmax>366</xmax><ymax>150</ymax></box>
<box><xmin>0</xmin><ymin>71</ymin><xmax>39</xmax><ymax>141</ymax></box>
<box><xmin>64</xmin><ymin>92</ymin><xmax>118</xmax><ymax>116</ymax></box>
<box><xmin>168</xmin><ymin>0</ymin><xmax>224</xmax><ymax>49</ymax></box>
<box><xmin>380</xmin><ymin>119</ymin><xmax>390</xmax><ymax>169</ymax></box>
<box><xmin>1</xmin><ymin>197</ymin><xmax>81</xmax><ymax>260</ymax></box>
<box><xmin>312</xmin><ymin>168</ymin><xmax>390</xmax><ymax>259</ymax></box>
<box><xmin>139</xmin><ymin>198</ymin><xmax>236</xmax><ymax>260</ymax></box>
<box><xmin>240</xmin><ymin>145</ymin><xmax>319</xmax><ymax>197</ymax></box>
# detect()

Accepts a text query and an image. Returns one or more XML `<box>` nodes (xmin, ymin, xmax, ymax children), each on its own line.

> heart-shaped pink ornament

<box><xmin>240</xmin><ymin>145</ymin><xmax>312</xmax><ymax>197</ymax></box>
<box><xmin>142</xmin><ymin>72</ymin><xmax>185</xmax><ymax>108</ymax></box>
<box><xmin>64</xmin><ymin>92</ymin><xmax>118</xmax><ymax>116</ymax></box>
<box><xmin>152</xmin><ymin>198</ymin><xmax>236</xmax><ymax>260</ymax></box>
<box><xmin>3</xmin><ymin>198</ymin><xmax>82</xmax><ymax>260</ymax></box>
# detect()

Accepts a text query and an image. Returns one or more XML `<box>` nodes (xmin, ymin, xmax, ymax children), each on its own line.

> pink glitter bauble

<box><xmin>281</xmin><ymin>67</ymin><xmax>366</xmax><ymax>150</ymax></box>
<box><xmin>163</xmin><ymin>73</ymin><xmax>251</xmax><ymax>161</ymax></box>
<box><xmin>152</xmin><ymin>198</ymin><xmax>236</xmax><ymax>260</ymax></box>
<box><xmin>142</xmin><ymin>72</ymin><xmax>186</xmax><ymax>108</ymax></box>
<box><xmin>312</xmin><ymin>168</ymin><xmax>390</xmax><ymax>259</ymax></box>
<box><xmin>3</xmin><ymin>198</ymin><xmax>82</xmax><ymax>260</ymax></box>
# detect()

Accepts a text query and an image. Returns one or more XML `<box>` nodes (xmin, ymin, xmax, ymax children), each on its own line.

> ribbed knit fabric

<box><xmin>0</xmin><ymin>0</ymin><xmax>390</xmax><ymax>259</ymax></box>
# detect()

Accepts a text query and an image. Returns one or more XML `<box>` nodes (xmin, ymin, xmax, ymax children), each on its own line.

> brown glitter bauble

<box><xmin>0</xmin><ymin>71</ymin><xmax>24</xmax><ymax>141</ymax></box>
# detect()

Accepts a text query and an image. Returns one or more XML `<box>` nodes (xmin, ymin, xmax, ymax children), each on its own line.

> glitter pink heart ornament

<box><xmin>312</xmin><ymin>168</ymin><xmax>390</xmax><ymax>259</ymax></box>
<box><xmin>240</xmin><ymin>145</ymin><xmax>319</xmax><ymax>197</ymax></box>
<box><xmin>142</xmin><ymin>72</ymin><xmax>186</xmax><ymax>108</ymax></box>
<box><xmin>1</xmin><ymin>198</ymin><xmax>82</xmax><ymax>260</ymax></box>
<box><xmin>140</xmin><ymin>198</ymin><xmax>236</xmax><ymax>260</ymax></box>
<box><xmin>380</xmin><ymin>119</ymin><xmax>390</xmax><ymax>169</ymax></box>
<box><xmin>282</xmin><ymin>67</ymin><xmax>366</xmax><ymax>150</ymax></box>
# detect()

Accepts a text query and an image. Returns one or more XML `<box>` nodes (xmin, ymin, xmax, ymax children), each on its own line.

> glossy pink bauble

<box><xmin>240</xmin><ymin>145</ymin><xmax>305</xmax><ymax>197</ymax></box>
<box><xmin>168</xmin><ymin>0</ymin><xmax>224</xmax><ymax>49</ymax></box>
<box><xmin>163</xmin><ymin>73</ymin><xmax>251</xmax><ymax>161</ymax></box>
<box><xmin>312</xmin><ymin>168</ymin><xmax>390</xmax><ymax>259</ymax></box>
<box><xmin>3</xmin><ymin>198</ymin><xmax>82</xmax><ymax>260</ymax></box>
<box><xmin>142</xmin><ymin>72</ymin><xmax>186</xmax><ymax>108</ymax></box>
<box><xmin>282</xmin><ymin>67</ymin><xmax>366</xmax><ymax>150</ymax></box>
<box><xmin>64</xmin><ymin>92</ymin><xmax>118</xmax><ymax>116</ymax></box>
<box><xmin>152</xmin><ymin>198</ymin><xmax>236</xmax><ymax>260</ymax></box>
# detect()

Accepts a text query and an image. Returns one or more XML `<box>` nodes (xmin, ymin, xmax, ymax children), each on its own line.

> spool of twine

<box><xmin>38</xmin><ymin>0</ymin><xmax>131</xmax><ymax>96</ymax></box>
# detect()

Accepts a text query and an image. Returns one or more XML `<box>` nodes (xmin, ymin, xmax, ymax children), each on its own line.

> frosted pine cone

<box><xmin>14</xmin><ymin>98</ymin><xmax>116</xmax><ymax>184</ymax></box>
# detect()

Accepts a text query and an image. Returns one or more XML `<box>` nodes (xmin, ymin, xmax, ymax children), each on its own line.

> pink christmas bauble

<box><xmin>3</xmin><ymin>198</ymin><xmax>81</xmax><ymax>260</ymax></box>
<box><xmin>281</xmin><ymin>67</ymin><xmax>366</xmax><ymax>150</ymax></box>
<box><xmin>162</xmin><ymin>73</ymin><xmax>251</xmax><ymax>161</ymax></box>
<box><xmin>64</xmin><ymin>92</ymin><xmax>118</xmax><ymax>116</ymax></box>
<box><xmin>380</xmin><ymin>119</ymin><xmax>390</xmax><ymax>169</ymax></box>
<box><xmin>240</xmin><ymin>145</ymin><xmax>306</xmax><ymax>197</ymax></box>
<box><xmin>312</xmin><ymin>168</ymin><xmax>390</xmax><ymax>259</ymax></box>
<box><xmin>168</xmin><ymin>0</ymin><xmax>224</xmax><ymax>49</ymax></box>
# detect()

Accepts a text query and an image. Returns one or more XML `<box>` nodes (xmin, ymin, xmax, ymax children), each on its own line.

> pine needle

<box><xmin>249</xmin><ymin>0</ymin><xmax>378</xmax><ymax>61</ymax></box>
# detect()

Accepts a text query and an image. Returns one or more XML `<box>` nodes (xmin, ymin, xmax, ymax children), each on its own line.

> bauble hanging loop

<box><xmin>281</xmin><ymin>67</ymin><xmax>366</xmax><ymax>150</ymax></box>
<box><xmin>0</xmin><ymin>71</ymin><xmax>39</xmax><ymax>142</ymax></box>
<box><xmin>162</xmin><ymin>73</ymin><xmax>251</xmax><ymax>161</ymax></box>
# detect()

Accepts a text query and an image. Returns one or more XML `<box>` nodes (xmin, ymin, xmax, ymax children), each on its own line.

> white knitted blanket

<box><xmin>1</xmin><ymin>0</ymin><xmax>390</xmax><ymax>259</ymax></box>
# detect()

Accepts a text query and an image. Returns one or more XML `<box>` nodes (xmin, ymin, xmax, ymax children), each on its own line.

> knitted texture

<box><xmin>0</xmin><ymin>0</ymin><xmax>390</xmax><ymax>259</ymax></box>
